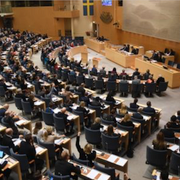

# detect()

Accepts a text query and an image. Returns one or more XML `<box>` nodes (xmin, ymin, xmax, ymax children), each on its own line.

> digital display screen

<box><xmin>102</xmin><ymin>0</ymin><xmax>112</xmax><ymax>6</ymax></box>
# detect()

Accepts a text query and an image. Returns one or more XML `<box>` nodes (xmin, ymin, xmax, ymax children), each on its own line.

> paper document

<box><xmin>142</xmin><ymin>115</ymin><xmax>150</xmax><ymax>121</ymax></box>
<box><xmin>55</xmin><ymin>138</ymin><xmax>64</xmax><ymax>145</ymax></box>
<box><xmin>107</xmin><ymin>154</ymin><xmax>118</xmax><ymax>163</ymax></box>
<box><xmin>67</xmin><ymin>115</ymin><xmax>75</xmax><ymax>121</ymax></box>
<box><xmin>34</xmin><ymin>101</ymin><xmax>43</xmax><ymax>106</ymax></box>
<box><xmin>116</xmin><ymin>158</ymin><xmax>127</xmax><ymax>166</ymax></box>
<box><xmin>13</xmin><ymin>139</ymin><xmax>22</xmax><ymax>146</ymax></box>
<box><xmin>86</xmin><ymin>169</ymin><xmax>99</xmax><ymax>179</ymax></box>
<box><xmin>15</xmin><ymin>120</ymin><xmax>27</xmax><ymax>126</ymax></box>
<box><xmin>98</xmin><ymin>174</ymin><xmax>110</xmax><ymax>180</ymax></box>
<box><xmin>168</xmin><ymin>144</ymin><xmax>179</xmax><ymax>151</ymax></box>
<box><xmin>53</xmin><ymin>108</ymin><xmax>61</xmax><ymax>114</ymax></box>
<box><xmin>36</xmin><ymin>146</ymin><xmax>44</xmax><ymax>154</ymax></box>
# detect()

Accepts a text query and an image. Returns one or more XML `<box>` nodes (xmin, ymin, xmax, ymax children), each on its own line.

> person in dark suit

<box><xmin>0</xmin><ymin>104</ymin><xmax>9</xmax><ymax>119</ymax></box>
<box><xmin>177</xmin><ymin>111</ymin><xmax>180</xmax><ymax>121</ymax></box>
<box><xmin>76</xmin><ymin>83</ymin><xmax>85</xmax><ymax>97</ymax></box>
<box><xmin>106</xmin><ymin>92</ymin><xmax>115</xmax><ymax>103</ymax></box>
<box><xmin>108</xmin><ymin>73</ymin><xmax>116</xmax><ymax>82</ymax></box>
<box><xmin>90</xmin><ymin>97</ymin><xmax>103</xmax><ymax>108</ymax></box>
<box><xmin>76</xmin><ymin>132</ymin><xmax>96</xmax><ymax>167</ymax></box>
<box><xmin>132</xmin><ymin>107</ymin><xmax>143</xmax><ymax>119</ymax></box>
<box><xmin>15</xmin><ymin>89</ymin><xmax>27</xmax><ymax>101</ymax></box>
<box><xmin>55</xmin><ymin>107</ymin><xmax>74</xmax><ymax>133</ymax></box>
<box><xmin>166</xmin><ymin>115</ymin><xmax>180</xmax><ymax>129</ymax></box>
<box><xmin>103</xmin><ymin>109</ymin><xmax>117</xmax><ymax>126</ymax></box>
<box><xmin>55</xmin><ymin>150</ymin><xmax>81</xmax><ymax>180</ymax></box>
<box><xmin>2</xmin><ymin>128</ymin><xmax>19</xmax><ymax>152</ymax></box>
<box><xmin>131</xmin><ymin>46</ymin><xmax>137</xmax><ymax>54</ymax></box>
<box><xmin>156</xmin><ymin>74</ymin><xmax>165</xmax><ymax>85</ymax></box>
<box><xmin>91</xmin><ymin>117</ymin><xmax>103</xmax><ymax>130</ymax></box>
<box><xmin>143</xmin><ymin>69</ymin><xmax>151</xmax><ymax>80</ymax></box>
<box><xmin>143</xmin><ymin>101</ymin><xmax>156</xmax><ymax>115</ymax></box>
<box><xmin>129</xmin><ymin>98</ymin><xmax>139</xmax><ymax>109</ymax></box>
<box><xmin>132</xmin><ymin>68</ymin><xmax>140</xmax><ymax>78</ymax></box>
<box><xmin>18</xmin><ymin>134</ymin><xmax>43</xmax><ymax>171</ymax></box>
<box><xmin>0</xmin><ymin>79</ymin><xmax>12</xmax><ymax>99</ymax></box>
<box><xmin>119</xmin><ymin>114</ymin><xmax>135</xmax><ymax>128</ymax></box>
<box><xmin>160</xmin><ymin>128</ymin><xmax>175</xmax><ymax>138</ymax></box>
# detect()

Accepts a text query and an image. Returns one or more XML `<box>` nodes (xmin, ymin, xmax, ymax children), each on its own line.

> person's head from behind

<box><xmin>34</xmin><ymin>121</ymin><xmax>42</xmax><ymax>131</ymax></box>
<box><xmin>46</xmin><ymin>126</ymin><xmax>53</xmax><ymax>135</ymax></box>
<box><xmin>25</xmin><ymin>133</ymin><xmax>33</xmax><ymax>144</ymax></box>
<box><xmin>65</xmin><ymin>86</ymin><xmax>70</xmax><ymax>91</ymax></box>
<box><xmin>177</xmin><ymin>110</ymin><xmax>180</xmax><ymax>116</ymax></box>
<box><xmin>123</xmin><ymin>114</ymin><xmax>131</xmax><ymax>122</ymax></box>
<box><xmin>156</xmin><ymin>131</ymin><xmax>164</xmax><ymax>142</ymax></box>
<box><xmin>83</xmin><ymin>144</ymin><xmax>92</xmax><ymax>154</ymax></box>
<box><xmin>107</xmin><ymin>125</ymin><xmax>114</xmax><ymax>136</ymax></box>
<box><xmin>6</xmin><ymin>128</ymin><xmax>13</xmax><ymax>136</ymax></box>
<box><xmin>134</xmin><ymin>98</ymin><xmax>138</xmax><ymax>104</ymax></box>
<box><xmin>135</xmin><ymin>68</ymin><xmax>139</xmax><ymax>72</ymax></box>
<box><xmin>137</xmin><ymin>107</ymin><xmax>143</xmax><ymax>113</ymax></box>
<box><xmin>61</xmin><ymin>150</ymin><xmax>70</xmax><ymax>161</ymax></box>
<box><xmin>170</xmin><ymin>115</ymin><xmax>177</xmax><ymax>122</ymax></box>
<box><xmin>160</xmin><ymin>170</ymin><xmax>169</xmax><ymax>180</ymax></box>
<box><xmin>147</xmin><ymin>101</ymin><xmax>151</xmax><ymax>107</ymax></box>
<box><xmin>94</xmin><ymin>117</ymin><xmax>101</xmax><ymax>124</ymax></box>
<box><xmin>112</xmin><ymin>67</ymin><xmax>116</xmax><ymax>72</ymax></box>
<box><xmin>134</xmin><ymin>75</ymin><xmax>138</xmax><ymax>80</ymax></box>
<box><xmin>79</xmin><ymin>101</ymin><xmax>85</xmax><ymax>108</ymax></box>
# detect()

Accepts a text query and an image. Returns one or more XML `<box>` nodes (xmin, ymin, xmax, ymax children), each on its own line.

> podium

<box><xmin>92</xmin><ymin>57</ymin><xmax>101</xmax><ymax>68</ymax></box>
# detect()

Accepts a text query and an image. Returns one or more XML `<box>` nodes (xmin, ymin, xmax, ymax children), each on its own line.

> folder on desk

<box><xmin>86</xmin><ymin>169</ymin><xmax>99</xmax><ymax>179</ymax></box>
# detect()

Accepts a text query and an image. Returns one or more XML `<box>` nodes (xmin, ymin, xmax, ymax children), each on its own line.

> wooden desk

<box><xmin>34</xmin><ymin>98</ymin><xmax>46</xmax><ymax>111</ymax></box>
<box><xmin>145</xmin><ymin>50</ymin><xmax>175</xmax><ymax>64</ymax></box>
<box><xmin>66</xmin><ymin>45</ymin><xmax>88</xmax><ymax>64</ymax></box>
<box><xmin>2</xmin><ymin>155</ymin><xmax>22</xmax><ymax>180</ymax></box>
<box><xmin>15</xmin><ymin>118</ymin><xmax>32</xmax><ymax>133</ymax></box>
<box><xmin>95</xmin><ymin>149</ymin><xmax>128</xmax><ymax>173</ymax></box>
<box><xmin>70</xmin><ymin>160</ymin><xmax>110</xmax><ymax>180</ymax></box>
<box><xmin>85</xmin><ymin>38</ymin><xmax>105</xmax><ymax>53</ymax></box>
<box><xmin>126</xmin><ymin>44</ymin><xmax>144</xmax><ymax>55</ymax></box>
<box><xmin>55</xmin><ymin>137</ymin><xmax>71</xmax><ymax>155</ymax></box>
<box><xmin>92</xmin><ymin>57</ymin><xmax>101</xmax><ymax>68</ymax></box>
<box><xmin>135</xmin><ymin>58</ymin><xmax>180</xmax><ymax>88</ymax></box>
<box><xmin>105</xmin><ymin>47</ymin><xmax>141</xmax><ymax>68</ymax></box>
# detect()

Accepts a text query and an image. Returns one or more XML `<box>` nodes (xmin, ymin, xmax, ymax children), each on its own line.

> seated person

<box><xmin>55</xmin><ymin>107</ymin><xmax>74</xmax><ymax>134</ymax></box>
<box><xmin>143</xmin><ymin>101</ymin><xmax>156</xmax><ymax>115</ymax></box>
<box><xmin>132</xmin><ymin>68</ymin><xmax>140</xmax><ymax>78</ymax></box>
<box><xmin>19</xmin><ymin>134</ymin><xmax>44</xmax><ymax>171</ymax></box>
<box><xmin>105</xmin><ymin>92</ymin><xmax>115</xmax><ymax>103</ymax></box>
<box><xmin>15</xmin><ymin>89</ymin><xmax>27</xmax><ymax>101</ymax></box>
<box><xmin>61</xmin><ymin>86</ymin><xmax>73</xmax><ymax>103</ymax></box>
<box><xmin>90</xmin><ymin>97</ymin><xmax>104</xmax><ymax>108</ymax></box>
<box><xmin>166</xmin><ymin>115</ymin><xmax>180</xmax><ymax>129</ymax></box>
<box><xmin>152</xmin><ymin>132</ymin><xmax>167</xmax><ymax>150</ymax></box>
<box><xmin>156</xmin><ymin>74</ymin><xmax>165</xmax><ymax>86</ymax></box>
<box><xmin>146</xmin><ymin>75</ymin><xmax>154</xmax><ymax>84</ymax></box>
<box><xmin>132</xmin><ymin>75</ymin><xmax>140</xmax><ymax>84</ymax></box>
<box><xmin>119</xmin><ymin>114</ymin><xmax>135</xmax><ymax>128</ymax></box>
<box><xmin>55</xmin><ymin>150</ymin><xmax>81</xmax><ymax>180</ymax></box>
<box><xmin>33</xmin><ymin>121</ymin><xmax>43</xmax><ymax>137</ymax></box>
<box><xmin>99</xmin><ymin>67</ymin><xmax>106</xmax><ymax>76</ymax></box>
<box><xmin>177</xmin><ymin>110</ymin><xmax>180</xmax><ymax>121</ymax></box>
<box><xmin>0</xmin><ymin>104</ymin><xmax>9</xmax><ymax>119</ymax></box>
<box><xmin>160</xmin><ymin>128</ymin><xmax>175</xmax><ymax>139</ymax></box>
<box><xmin>143</xmin><ymin>69</ymin><xmax>151</xmax><ymax>80</ymax></box>
<box><xmin>132</xmin><ymin>107</ymin><xmax>143</xmax><ymax>119</ymax></box>
<box><xmin>91</xmin><ymin>65</ymin><xmax>97</xmax><ymax>75</ymax></box>
<box><xmin>111</xmin><ymin>67</ymin><xmax>117</xmax><ymax>75</ymax></box>
<box><xmin>0</xmin><ymin>78</ymin><xmax>13</xmax><ymax>99</ymax></box>
<box><xmin>118</xmin><ymin>103</ymin><xmax>128</xmax><ymax>117</ymax></box>
<box><xmin>76</xmin><ymin>83</ymin><xmax>85</xmax><ymax>97</ymax></box>
<box><xmin>45</xmin><ymin>102</ymin><xmax>55</xmax><ymax>114</ymax></box>
<box><xmin>2</xmin><ymin>128</ymin><xmax>19</xmax><ymax>152</ymax></box>
<box><xmin>103</xmin><ymin>109</ymin><xmax>117</xmax><ymax>126</ymax></box>
<box><xmin>76</xmin><ymin>132</ymin><xmax>96</xmax><ymax>167</ymax></box>
<box><xmin>120</xmin><ymin>69</ymin><xmax>127</xmax><ymax>77</ymax></box>
<box><xmin>108</xmin><ymin>73</ymin><xmax>116</xmax><ymax>82</ymax></box>
<box><xmin>129</xmin><ymin>98</ymin><xmax>139</xmax><ymax>109</ymax></box>
<box><xmin>91</xmin><ymin>117</ymin><xmax>103</xmax><ymax>130</ymax></box>
<box><xmin>131</xmin><ymin>46</ymin><xmax>137</xmax><ymax>54</ymax></box>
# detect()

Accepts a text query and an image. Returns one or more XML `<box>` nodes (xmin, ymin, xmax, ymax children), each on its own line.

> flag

<box><xmin>83</xmin><ymin>0</ymin><xmax>94</xmax><ymax>16</ymax></box>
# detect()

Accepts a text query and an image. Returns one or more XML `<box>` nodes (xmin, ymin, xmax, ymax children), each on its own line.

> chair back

<box><xmin>74</xmin><ymin>90</ymin><xmax>82</xmax><ymax>101</ymax></box>
<box><xmin>14</xmin><ymin>97</ymin><xmax>23</xmax><ymax>110</ymax></box>
<box><xmin>38</xmin><ymin>140</ymin><xmax>56</xmax><ymax>160</ymax></box>
<box><xmin>101</xmin><ymin>117</ymin><xmax>114</xmax><ymax>126</ymax></box>
<box><xmin>72</xmin><ymin>153</ymin><xmax>90</xmax><ymax>166</ymax></box>
<box><xmin>88</xmin><ymin>104</ymin><xmax>102</xmax><ymax>117</ymax></box>
<box><xmin>0</xmin><ymin>145</ymin><xmax>10</xmax><ymax>155</ymax></box>
<box><xmin>10</xmin><ymin>149</ymin><xmax>30</xmax><ymax>173</ymax></box>
<box><xmin>1</xmin><ymin>117</ymin><xmax>9</xmax><ymax>127</ymax></box>
<box><xmin>41</xmin><ymin>96</ymin><xmax>51</xmax><ymax>107</ymax></box>
<box><xmin>21</xmin><ymin>100</ymin><xmax>33</xmax><ymax>114</ymax></box>
<box><xmin>95</xmin><ymin>80</ymin><xmax>104</xmax><ymax>89</ymax></box>
<box><xmin>76</xmin><ymin>76</ymin><xmax>84</xmax><ymax>85</ymax></box>
<box><xmin>85</xmin><ymin>78</ymin><xmax>94</xmax><ymax>88</ymax></box>
<box><xmin>58</xmin><ymin>94</ymin><xmax>67</xmax><ymax>103</ymax></box>
<box><xmin>94</xmin><ymin>162</ymin><xmax>116</xmax><ymax>180</ymax></box>
<box><xmin>53</xmin><ymin>114</ymin><xmax>66</xmax><ymax>132</ymax></box>
<box><xmin>119</xmin><ymin>82</ymin><xmax>129</xmax><ymax>93</ymax></box>
<box><xmin>127</xmin><ymin>107</ymin><xmax>138</xmax><ymax>112</ymax></box>
<box><xmin>117</xmin><ymin>123</ymin><xmax>134</xmax><ymax>140</ymax></box>
<box><xmin>47</xmin><ymin>170</ymin><xmax>70</xmax><ymax>180</ymax></box>
<box><xmin>42</xmin><ymin>111</ymin><xmax>54</xmax><ymax>126</ymax></box>
<box><xmin>158</xmin><ymin>82</ymin><xmax>168</xmax><ymax>92</ymax></box>
<box><xmin>107</xmin><ymin>81</ymin><xmax>116</xmax><ymax>92</ymax></box>
<box><xmin>164</xmin><ymin>137</ymin><xmax>176</xmax><ymax>143</ymax></box>
<box><xmin>68</xmin><ymin>74</ymin><xmax>76</xmax><ymax>84</ymax></box>
<box><xmin>102</xmin><ymin>133</ymin><xmax>119</xmax><ymax>153</ymax></box>
<box><xmin>146</xmin><ymin>146</ymin><xmax>167</xmax><ymax>168</ymax></box>
<box><xmin>169</xmin><ymin>152</ymin><xmax>180</xmax><ymax>174</ymax></box>
<box><xmin>145</xmin><ymin>83</ymin><xmax>156</xmax><ymax>94</ymax></box>
<box><xmin>84</xmin><ymin>127</ymin><xmax>101</xmax><ymax>145</ymax></box>
<box><xmin>0</xmin><ymin>86</ymin><xmax>5</xmax><ymax>96</ymax></box>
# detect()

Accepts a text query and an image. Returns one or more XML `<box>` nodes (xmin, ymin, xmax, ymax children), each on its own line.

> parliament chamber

<box><xmin>0</xmin><ymin>0</ymin><xmax>180</xmax><ymax>180</ymax></box>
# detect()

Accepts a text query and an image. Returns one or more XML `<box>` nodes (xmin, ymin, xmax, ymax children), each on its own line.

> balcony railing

<box><xmin>53</xmin><ymin>4</ymin><xmax>78</xmax><ymax>11</ymax></box>
<box><xmin>0</xmin><ymin>5</ymin><xmax>12</xmax><ymax>13</ymax></box>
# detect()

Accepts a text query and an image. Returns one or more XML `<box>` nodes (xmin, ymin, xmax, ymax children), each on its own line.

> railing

<box><xmin>0</xmin><ymin>5</ymin><xmax>12</xmax><ymax>13</ymax></box>
<box><xmin>53</xmin><ymin>4</ymin><xmax>78</xmax><ymax>11</ymax></box>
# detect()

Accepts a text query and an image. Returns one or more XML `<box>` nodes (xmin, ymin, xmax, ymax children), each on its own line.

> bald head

<box><xmin>61</xmin><ymin>107</ymin><xmax>66</xmax><ymax>114</ymax></box>
<box><xmin>6</xmin><ymin>128</ymin><xmax>13</xmax><ymax>136</ymax></box>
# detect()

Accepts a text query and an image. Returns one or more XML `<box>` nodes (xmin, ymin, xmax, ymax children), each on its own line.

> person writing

<box><xmin>76</xmin><ymin>132</ymin><xmax>96</xmax><ymax>167</ymax></box>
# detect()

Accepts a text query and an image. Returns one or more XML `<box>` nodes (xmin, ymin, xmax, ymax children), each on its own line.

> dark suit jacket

<box><xmin>106</xmin><ymin>96</ymin><xmax>115</xmax><ymax>103</ymax></box>
<box><xmin>129</xmin><ymin>103</ymin><xmax>139</xmax><ymax>109</ymax></box>
<box><xmin>2</xmin><ymin>134</ymin><xmax>19</xmax><ymax>152</ymax></box>
<box><xmin>160</xmin><ymin>129</ymin><xmax>175</xmax><ymax>138</ymax></box>
<box><xmin>76</xmin><ymin>106</ymin><xmax>89</xmax><ymax>116</ymax></box>
<box><xmin>55</xmin><ymin>112</ymin><xmax>68</xmax><ymax>125</ymax></box>
<box><xmin>132</xmin><ymin>112</ymin><xmax>143</xmax><ymax>119</ymax></box>
<box><xmin>18</xmin><ymin>141</ymin><xmax>36</xmax><ymax>161</ymax></box>
<box><xmin>91</xmin><ymin>123</ymin><xmax>103</xmax><ymax>130</ymax></box>
<box><xmin>143</xmin><ymin>107</ymin><xmax>155</xmax><ymax>115</ymax></box>
<box><xmin>120</xmin><ymin>121</ymin><xmax>135</xmax><ymax>128</ymax></box>
<box><xmin>55</xmin><ymin>159</ymin><xmax>81</xmax><ymax>176</ymax></box>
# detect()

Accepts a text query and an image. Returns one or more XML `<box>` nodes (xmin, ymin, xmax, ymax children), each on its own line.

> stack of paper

<box><xmin>98</xmin><ymin>173</ymin><xmax>110</xmax><ymax>180</ymax></box>
<box><xmin>86</xmin><ymin>169</ymin><xmax>99</xmax><ymax>179</ymax></box>
<box><xmin>54</xmin><ymin>138</ymin><xmax>64</xmax><ymax>145</ymax></box>
<box><xmin>34</xmin><ymin>101</ymin><xmax>43</xmax><ymax>106</ymax></box>
<box><xmin>15</xmin><ymin>120</ymin><xmax>27</xmax><ymax>126</ymax></box>
<box><xmin>116</xmin><ymin>158</ymin><xmax>127</xmax><ymax>166</ymax></box>
<box><xmin>168</xmin><ymin>144</ymin><xmax>179</xmax><ymax>151</ymax></box>
<box><xmin>53</xmin><ymin>108</ymin><xmax>61</xmax><ymax>114</ymax></box>
<box><xmin>107</xmin><ymin>154</ymin><xmax>118</xmax><ymax>163</ymax></box>
<box><xmin>36</xmin><ymin>146</ymin><xmax>44</xmax><ymax>154</ymax></box>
